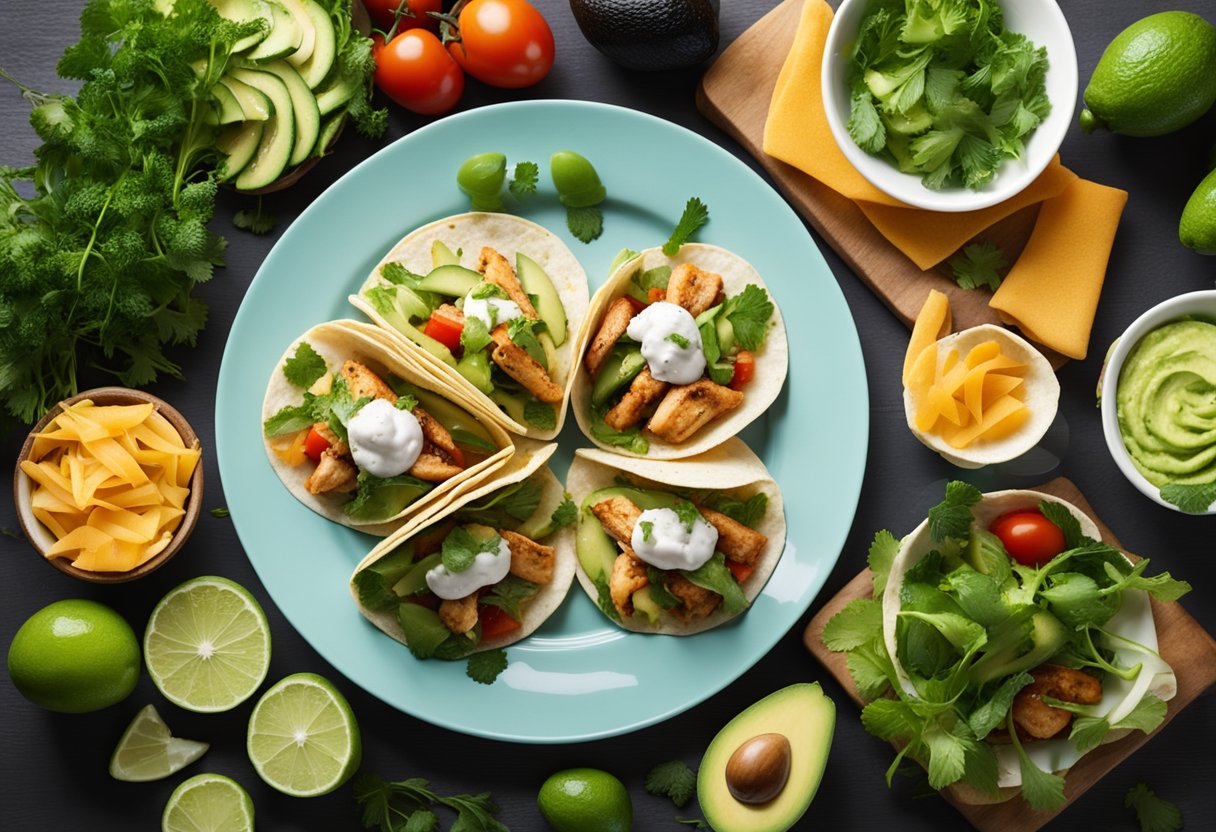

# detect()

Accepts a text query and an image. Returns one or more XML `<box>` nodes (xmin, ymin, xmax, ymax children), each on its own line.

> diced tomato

<box><xmin>647</xmin><ymin>287</ymin><xmax>666</xmax><ymax>304</ymax></box>
<box><xmin>624</xmin><ymin>295</ymin><xmax>648</xmax><ymax>316</ymax></box>
<box><xmin>424</xmin><ymin>312</ymin><xmax>464</xmax><ymax>353</ymax></box>
<box><xmin>726</xmin><ymin>559</ymin><xmax>754</xmax><ymax>583</ymax></box>
<box><xmin>729</xmin><ymin>350</ymin><xmax>756</xmax><ymax>390</ymax></box>
<box><xmin>478</xmin><ymin>604</ymin><xmax>521</xmax><ymax>639</ymax></box>
<box><xmin>303</xmin><ymin>425</ymin><xmax>331</xmax><ymax>462</ymax></box>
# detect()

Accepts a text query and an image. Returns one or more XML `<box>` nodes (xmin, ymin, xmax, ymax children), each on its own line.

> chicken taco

<box><xmin>350</xmin><ymin>442</ymin><xmax>577</xmax><ymax>659</ymax></box>
<box><xmin>261</xmin><ymin>320</ymin><xmax>514</xmax><ymax>535</ymax></box>
<box><xmin>572</xmin><ymin>244</ymin><xmax>788</xmax><ymax>459</ymax></box>
<box><xmin>350</xmin><ymin>212</ymin><xmax>590</xmax><ymax>441</ymax></box>
<box><xmin>566</xmin><ymin>438</ymin><xmax>786</xmax><ymax>635</ymax></box>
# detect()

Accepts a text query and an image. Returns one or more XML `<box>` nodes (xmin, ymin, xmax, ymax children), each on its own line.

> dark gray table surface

<box><xmin>3</xmin><ymin>1</ymin><xmax>1214</xmax><ymax>829</ymax></box>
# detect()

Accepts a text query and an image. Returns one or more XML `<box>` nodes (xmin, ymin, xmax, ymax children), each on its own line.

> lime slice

<box><xmin>110</xmin><ymin>704</ymin><xmax>209</xmax><ymax>782</ymax></box>
<box><xmin>144</xmin><ymin>576</ymin><xmax>272</xmax><ymax>713</ymax></box>
<box><xmin>162</xmin><ymin>773</ymin><xmax>254</xmax><ymax>832</ymax></box>
<box><xmin>246</xmin><ymin>672</ymin><xmax>361</xmax><ymax>797</ymax></box>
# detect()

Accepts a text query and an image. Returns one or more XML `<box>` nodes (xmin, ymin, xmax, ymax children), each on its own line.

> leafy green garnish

<box><xmin>380</xmin><ymin>262</ymin><xmax>425</xmax><ymax>286</ymax></box>
<box><xmin>949</xmin><ymin>242</ymin><xmax>1007</xmax><ymax>291</ymax></box>
<box><xmin>353</xmin><ymin>773</ymin><xmax>508</xmax><ymax>832</ymax></box>
<box><xmin>466</xmin><ymin>649</ymin><xmax>509</xmax><ymax>685</ymax></box>
<box><xmin>632</xmin><ymin>265</ymin><xmax>672</xmax><ymax>293</ymax></box>
<box><xmin>682</xmin><ymin>552</ymin><xmax>748</xmax><ymax>615</ymax></box>
<box><xmin>1160</xmin><ymin>482</ymin><xmax>1216</xmax><ymax>514</ymax></box>
<box><xmin>1125</xmin><ymin>783</ymin><xmax>1183</xmax><ymax>832</ymax></box>
<box><xmin>394</xmin><ymin>394</ymin><xmax>417</xmax><ymax>411</ymax></box>
<box><xmin>646</xmin><ymin>568</ymin><xmax>682</xmax><ymax>609</ymax></box>
<box><xmin>440</xmin><ymin>527</ymin><xmax>502</xmax><ymax>573</ymax></box>
<box><xmin>644</xmin><ymin>760</ymin><xmax>697</xmax><ymax>808</ymax></box>
<box><xmin>667</xmin><ymin>332</ymin><xmax>691</xmax><ymax>348</ymax></box>
<box><xmin>640</xmin><ymin>520</ymin><xmax>654</xmax><ymax>542</ymax></box>
<box><xmin>457</xmin><ymin>478</ymin><xmax>543</xmax><ymax>528</ymax></box>
<box><xmin>508</xmin><ymin>161</ymin><xmax>539</xmax><ymax>198</ymax></box>
<box><xmin>345</xmin><ymin>472</ymin><xmax>431</xmax><ymax>523</ymax></box>
<box><xmin>523</xmin><ymin>400</ymin><xmax>556</xmax><ymax>430</ymax></box>
<box><xmin>663</xmin><ymin>197</ymin><xmax>709</xmax><ymax>256</ymax></box>
<box><xmin>209</xmin><ymin>507</ymin><xmax>230</xmax><ymax>519</ymax></box>
<box><xmin>1007</xmin><ymin>710</ymin><xmax>1066</xmax><ymax>810</ymax></box>
<box><xmin>566</xmin><ymin>205</ymin><xmax>603</xmax><ymax>243</ymax></box>
<box><xmin>592</xmin><ymin>571</ymin><xmax>621</xmax><ymax>621</ymax></box>
<box><xmin>282</xmin><ymin>342</ymin><xmax>327</xmax><ymax>389</ymax></box>
<box><xmin>822</xmin><ymin>598</ymin><xmax>882</xmax><ymax>651</ymax></box>
<box><xmin>590</xmin><ymin>409</ymin><xmax>649</xmax><ymax>455</ymax></box>
<box><xmin>722</xmin><ymin>284</ymin><xmax>775</xmax><ymax>351</ymax></box>
<box><xmin>672</xmin><ymin>501</ymin><xmax>702</xmax><ymax>531</ymax></box>
<box><xmin>867</xmin><ymin>529</ymin><xmax>900</xmax><ymax>596</ymax></box>
<box><xmin>699</xmin><ymin>492</ymin><xmax>767</xmax><ymax>528</ymax></box>
<box><xmin>232</xmin><ymin>198</ymin><xmax>276</xmax><ymax>236</ymax></box>
<box><xmin>548</xmin><ymin>496</ymin><xmax>577</xmax><ymax>531</ymax></box>
<box><xmin>470</xmin><ymin>282</ymin><xmax>508</xmax><ymax>301</ymax></box>
<box><xmin>479</xmin><ymin>575</ymin><xmax>538</xmax><ymax>622</ymax></box>
<box><xmin>927</xmin><ymin>480</ymin><xmax>982</xmax><ymax>542</ymax></box>
<box><xmin>506</xmin><ymin>317</ymin><xmax>547</xmax><ymax>370</ymax></box>
<box><xmin>461</xmin><ymin>316</ymin><xmax>493</xmax><ymax>355</ymax></box>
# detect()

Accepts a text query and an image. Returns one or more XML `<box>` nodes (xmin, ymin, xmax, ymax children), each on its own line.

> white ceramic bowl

<box><xmin>821</xmin><ymin>0</ymin><xmax>1078</xmax><ymax>212</ymax></box>
<box><xmin>1100</xmin><ymin>290</ymin><xmax>1216</xmax><ymax>514</ymax></box>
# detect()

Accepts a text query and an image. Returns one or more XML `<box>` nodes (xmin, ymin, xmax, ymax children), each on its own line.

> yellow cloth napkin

<box><xmin>761</xmin><ymin>0</ymin><xmax>1127</xmax><ymax>359</ymax></box>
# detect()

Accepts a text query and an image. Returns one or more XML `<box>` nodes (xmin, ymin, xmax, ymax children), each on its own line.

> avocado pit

<box><xmin>724</xmin><ymin>732</ymin><xmax>791</xmax><ymax>804</ymax></box>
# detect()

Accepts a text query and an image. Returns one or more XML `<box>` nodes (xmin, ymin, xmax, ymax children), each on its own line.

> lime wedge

<box><xmin>246</xmin><ymin>672</ymin><xmax>361</xmax><ymax>797</ymax></box>
<box><xmin>110</xmin><ymin>704</ymin><xmax>209</xmax><ymax>782</ymax></box>
<box><xmin>162</xmin><ymin>773</ymin><xmax>254</xmax><ymax>832</ymax></box>
<box><xmin>144</xmin><ymin>576</ymin><xmax>272</xmax><ymax>713</ymax></box>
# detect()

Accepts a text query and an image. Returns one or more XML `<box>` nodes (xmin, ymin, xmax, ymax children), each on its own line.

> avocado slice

<box><xmin>258</xmin><ymin>60</ymin><xmax>320</xmax><ymax>166</ymax></box>
<box><xmin>227</xmin><ymin>67</ymin><xmax>295</xmax><ymax>190</ymax></box>
<box><xmin>416</xmin><ymin>264</ymin><xmax>482</xmax><ymax>298</ymax></box>
<box><xmin>294</xmin><ymin>0</ymin><xmax>337</xmax><ymax>88</ymax></box>
<box><xmin>431</xmin><ymin>240</ymin><xmax>461</xmax><ymax>268</ymax></box>
<box><xmin>516</xmin><ymin>252</ymin><xmax>567</xmax><ymax>346</ymax></box>
<box><xmin>698</xmin><ymin>684</ymin><xmax>835</xmax><ymax>832</ymax></box>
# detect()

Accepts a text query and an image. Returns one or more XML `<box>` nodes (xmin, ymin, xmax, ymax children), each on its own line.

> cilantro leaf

<box><xmin>592</xmin><ymin>572</ymin><xmax>621</xmax><ymax>621</ymax></box>
<box><xmin>590</xmin><ymin>409</ymin><xmax>649</xmax><ymax>454</ymax></box>
<box><xmin>381</xmin><ymin>261</ymin><xmax>425</xmax><ymax>286</ymax></box>
<box><xmin>847</xmin><ymin>78</ymin><xmax>886</xmax><ymax>153</ymax></box>
<box><xmin>507</xmin><ymin>317</ymin><xmax>547</xmax><ymax>369</ymax></box>
<box><xmin>672</xmin><ymin>501</ymin><xmax>702</xmax><ymax>531</ymax></box>
<box><xmin>548</xmin><ymin>496</ymin><xmax>577</xmax><ymax>531</ymax></box>
<box><xmin>395</xmin><ymin>393</ymin><xmax>418</xmax><ymax>411</ymax></box>
<box><xmin>1125</xmin><ymin>783</ymin><xmax>1184</xmax><ymax>832</ymax></box>
<box><xmin>466</xmin><ymin>649</ymin><xmax>509</xmax><ymax>685</ymax></box>
<box><xmin>646</xmin><ymin>568</ymin><xmax>682</xmax><ymax>609</ymax></box>
<box><xmin>867</xmin><ymin>529</ymin><xmax>900</xmax><ymax>596</ymax></box>
<box><xmin>927</xmin><ymin>481</ymin><xmax>982</xmax><ymax>542</ymax></box>
<box><xmin>282</xmin><ymin>341</ymin><xmax>327</xmax><ymax>388</ymax></box>
<box><xmin>640</xmin><ymin>520</ymin><xmax>654</xmax><ymax>542</ymax></box>
<box><xmin>861</xmin><ymin>698</ymin><xmax>921</xmax><ymax>741</ymax></box>
<box><xmin>1007</xmin><ymin>712</ymin><xmax>1066</xmax><ymax>811</ymax></box>
<box><xmin>822</xmin><ymin>598</ymin><xmax>882</xmax><ymax>651</ymax></box>
<box><xmin>847</xmin><ymin>643</ymin><xmax>894</xmax><ymax>700</ymax></box>
<box><xmin>404</xmin><ymin>810</ymin><xmax>439</xmax><ymax>832</ymax></box>
<box><xmin>949</xmin><ymin>242</ymin><xmax>1008</xmax><ymax>291</ymax></box>
<box><xmin>667</xmin><ymin>332</ymin><xmax>691</xmax><ymax>348</ymax></box>
<box><xmin>1160</xmin><ymin>482</ymin><xmax>1216</xmax><ymax>514</ymax></box>
<box><xmin>508</xmin><ymin>161</ymin><xmax>539</xmax><ymax>198</ymax></box>
<box><xmin>644</xmin><ymin>760</ymin><xmax>697</xmax><ymax>808</ymax></box>
<box><xmin>479</xmin><ymin>575</ymin><xmax>538</xmax><ymax>622</ymax></box>
<box><xmin>682</xmin><ymin>552</ymin><xmax>748</xmax><ymax>615</ymax></box>
<box><xmin>566</xmin><ymin>205</ymin><xmax>603</xmax><ymax>243</ymax></box>
<box><xmin>923</xmin><ymin>721</ymin><xmax>968</xmax><ymax>789</ymax></box>
<box><xmin>701</xmin><ymin>492</ymin><xmax>767</xmax><ymax>527</ymax></box>
<box><xmin>722</xmin><ymin>284</ymin><xmax>774</xmax><ymax>351</ymax></box>
<box><xmin>209</xmin><ymin>507</ymin><xmax>230</xmax><ymax>519</ymax></box>
<box><xmin>663</xmin><ymin>197</ymin><xmax>709</xmax><ymax>256</ymax></box>
<box><xmin>458</xmin><ymin>478</ymin><xmax>543</xmax><ymax>527</ymax></box>
<box><xmin>441</xmin><ymin>527</ymin><xmax>502</xmax><ymax>573</ymax></box>
<box><xmin>232</xmin><ymin>199</ymin><xmax>276</xmax><ymax>235</ymax></box>
<box><xmin>461</xmin><ymin>316</ymin><xmax>493</xmax><ymax>355</ymax></box>
<box><xmin>967</xmin><ymin>671</ymin><xmax>1033</xmax><ymax>739</ymax></box>
<box><xmin>523</xmin><ymin>400</ymin><xmax>556</xmax><ymax>430</ymax></box>
<box><xmin>263</xmin><ymin>402</ymin><xmax>315</xmax><ymax>437</ymax></box>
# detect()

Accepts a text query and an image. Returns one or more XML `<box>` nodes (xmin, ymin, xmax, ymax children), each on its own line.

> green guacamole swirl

<box><xmin>1116</xmin><ymin>320</ymin><xmax>1216</xmax><ymax>486</ymax></box>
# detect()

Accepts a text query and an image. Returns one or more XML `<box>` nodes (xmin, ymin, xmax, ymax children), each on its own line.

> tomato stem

<box><xmin>384</xmin><ymin>0</ymin><xmax>417</xmax><ymax>42</ymax></box>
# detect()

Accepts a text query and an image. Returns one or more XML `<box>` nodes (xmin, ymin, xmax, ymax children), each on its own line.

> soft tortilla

<box><xmin>566</xmin><ymin>437</ymin><xmax>787</xmax><ymax>635</ymax></box>
<box><xmin>883</xmin><ymin>489</ymin><xmax>1177</xmax><ymax>798</ymax></box>
<box><xmin>350</xmin><ymin>212</ymin><xmax>590</xmax><ymax>440</ymax></box>
<box><xmin>261</xmin><ymin>320</ymin><xmax>515</xmax><ymax>536</ymax></box>
<box><xmin>571</xmin><ymin>244</ymin><xmax>789</xmax><ymax>460</ymax></box>
<box><xmin>903</xmin><ymin>324</ymin><xmax>1060</xmax><ymax>469</ymax></box>
<box><xmin>350</xmin><ymin>440</ymin><xmax>576</xmax><ymax>654</ymax></box>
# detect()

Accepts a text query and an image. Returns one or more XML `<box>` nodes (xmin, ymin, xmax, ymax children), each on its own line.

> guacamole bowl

<box><xmin>1100</xmin><ymin>290</ymin><xmax>1216</xmax><ymax>515</ymax></box>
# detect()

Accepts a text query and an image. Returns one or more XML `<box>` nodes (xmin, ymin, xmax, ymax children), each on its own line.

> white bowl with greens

<box><xmin>822</xmin><ymin>0</ymin><xmax>1077</xmax><ymax>212</ymax></box>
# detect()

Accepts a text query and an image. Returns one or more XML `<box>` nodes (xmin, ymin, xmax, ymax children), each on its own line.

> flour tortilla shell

<box><xmin>350</xmin><ymin>212</ymin><xmax>590</xmax><ymax>440</ymax></box>
<box><xmin>351</xmin><ymin>440</ymin><xmax>575</xmax><ymax>653</ymax></box>
<box><xmin>571</xmin><ymin>244</ymin><xmax>789</xmax><ymax>460</ymax></box>
<box><xmin>566</xmin><ymin>437</ymin><xmax>786</xmax><ymax>635</ymax></box>
<box><xmin>261</xmin><ymin>320</ymin><xmax>514</xmax><ymax>536</ymax></box>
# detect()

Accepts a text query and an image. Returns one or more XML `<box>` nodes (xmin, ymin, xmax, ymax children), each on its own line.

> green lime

<box><xmin>537</xmin><ymin>768</ymin><xmax>632</xmax><ymax>832</ymax></box>
<box><xmin>246</xmin><ymin>672</ymin><xmax>361</xmax><ymax>797</ymax></box>
<box><xmin>144</xmin><ymin>576</ymin><xmax>271</xmax><ymax>713</ymax></box>
<box><xmin>1181</xmin><ymin>167</ymin><xmax>1216</xmax><ymax>254</ymax></box>
<box><xmin>1080</xmin><ymin>11</ymin><xmax>1216</xmax><ymax>136</ymax></box>
<box><xmin>7</xmin><ymin>599</ymin><xmax>140</xmax><ymax>713</ymax></box>
<box><xmin>110</xmin><ymin>704</ymin><xmax>209</xmax><ymax>782</ymax></box>
<box><xmin>162</xmin><ymin>773</ymin><xmax>254</xmax><ymax>832</ymax></box>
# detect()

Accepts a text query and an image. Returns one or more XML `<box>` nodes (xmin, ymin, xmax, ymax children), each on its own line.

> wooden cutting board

<box><xmin>803</xmin><ymin>477</ymin><xmax>1216</xmax><ymax>832</ymax></box>
<box><xmin>696</xmin><ymin>0</ymin><xmax>1063</xmax><ymax>366</ymax></box>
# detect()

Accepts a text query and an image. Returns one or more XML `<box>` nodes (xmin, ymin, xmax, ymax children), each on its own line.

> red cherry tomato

<box><xmin>448</xmin><ymin>0</ymin><xmax>555</xmax><ymax>89</ymax></box>
<box><xmin>729</xmin><ymin>350</ymin><xmax>756</xmax><ymax>391</ymax></box>
<box><xmin>374</xmin><ymin>29</ymin><xmax>465</xmax><ymax>115</ymax></box>
<box><xmin>989</xmin><ymin>510</ymin><xmax>1066</xmax><ymax>566</ymax></box>
<box><xmin>478</xmin><ymin>604</ymin><xmax>521</xmax><ymax>639</ymax></box>
<box><xmin>303</xmin><ymin>425</ymin><xmax>330</xmax><ymax>462</ymax></box>
<box><xmin>423</xmin><ymin>309</ymin><xmax>465</xmax><ymax>352</ymax></box>
<box><xmin>726</xmin><ymin>559</ymin><xmax>754</xmax><ymax>584</ymax></box>
<box><xmin>363</xmin><ymin>0</ymin><xmax>443</xmax><ymax>33</ymax></box>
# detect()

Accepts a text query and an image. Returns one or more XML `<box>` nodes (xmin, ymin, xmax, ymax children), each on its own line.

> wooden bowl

<box><xmin>13</xmin><ymin>387</ymin><xmax>204</xmax><ymax>583</ymax></box>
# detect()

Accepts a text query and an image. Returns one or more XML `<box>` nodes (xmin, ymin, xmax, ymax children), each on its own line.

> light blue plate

<box><xmin>216</xmin><ymin>100</ymin><xmax>869</xmax><ymax>742</ymax></box>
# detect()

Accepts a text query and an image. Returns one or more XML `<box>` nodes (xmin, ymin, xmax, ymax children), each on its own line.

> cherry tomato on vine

<box><xmin>363</xmin><ymin>0</ymin><xmax>442</xmax><ymax>33</ymax></box>
<box><xmin>374</xmin><ymin>29</ymin><xmax>465</xmax><ymax>116</ymax></box>
<box><xmin>447</xmin><ymin>0</ymin><xmax>555</xmax><ymax>89</ymax></box>
<box><xmin>989</xmin><ymin>510</ymin><xmax>1066</xmax><ymax>566</ymax></box>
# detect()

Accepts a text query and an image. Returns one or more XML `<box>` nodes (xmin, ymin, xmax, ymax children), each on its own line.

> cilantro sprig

<box><xmin>663</xmin><ymin>197</ymin><xmax>710</xmax><ymax>256</ymax></box>
<box><xmin>949</xmin><ymin>242</ymin><xmax>1008</xmax><ymax>291</ymax></box>
<box><xmin>354</xmin><ymin>773</ymin><xmax>508</xmax><ymax>832</ymax></box>
<box><xmin>1125</xmin><ymin>782</ymin><xmax>1184</xmax><ymax>832</ymax></box>
<box><xmin>645</xmin><ymin>760</ymin><xmax>697</xmax><ymax>808</ymax></box>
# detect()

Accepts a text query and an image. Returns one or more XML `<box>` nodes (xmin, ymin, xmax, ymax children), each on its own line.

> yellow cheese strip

<box><xmin>154</xmin><ymin>475</ymin><xmax>191</xmax><ymax>510</ymax></box>
<box><xmin>87</xmin><ymin>506</ymin><xmax>159</xmax><ymax>544</ymax></box>
<box><xmin>97</xmin><ymin>481</ymin><xmax>164</xmax><ymax>509</ymax></box>
<box><xmin>33</xmin><ymin>507</ymin><xmax>73</xmax><ymax>540</ymax></box>
<box><xmin>964</xmin><ymin>340</ymin><xmax>1002</xmax><ymax>368</ymax></box>
<box><xmin>963</xmin><ymin>355</ymin><xmax>1028</xmax><ymax>423</ymax></box>
<box><xmin>72</xmin><ymin>540</ymin><xmax>141</xmax><ymax>573</ymax></box>
<box><xmin>143</xmin><ymin>409</ymin><xmax>186</xmax><ymax>448</ymax></box>
<box><xmin>136</xmin><ymin>533</ymin><xmax>174</xmax><ymax>567</ymax></box>
<box><xmin>29</xmin><ymin>434</ymin><xmax>73</xmax><ymax>460</ymax></box>
<box><xmin>130</xmin><ymin>423</ymin><xmax>192</xmax><ymax>456</ymax></box>
<box><xmin>82</xmin><ymin>437</ymin><xmax>149</xmax><ymax>485</ymax></box>
<box><xmin>45</xmin><ymin>525</ymin><xmax>115</xmax><ymax>558</ymax></box>
<box><xmin>21</xmin><ymin>460</ymin><xmax>78</xmax><ymax>506</ymax></box>
<box><xmin>904</xmin><ymin>289</ymin><xmax>952</xmax><ymax>384</ymax></box>
<box><xmin>983</xmin><ymin>373</ymin><xmax>1024</xmax><ymax>406</ymax></box>
<box><xmin>67</xmin><ymin>401</ymin><xmax>156</xmax><ymax>438</ymax></box>
<box><xmin>947</xmin><ymin>394</ymin><xmax>1028</xmax><ymax>448</ymax></box>
<box><xmin>175</xmin><ymin>446</ymin><xmax>201</xmax><ymax>486</ymax></box>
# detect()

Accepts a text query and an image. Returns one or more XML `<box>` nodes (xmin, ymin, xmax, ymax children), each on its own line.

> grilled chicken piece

<box><xmin>304</xmin><ymin>447</ymin><xmax>358</xmax><ymax>494</ymax></box>
<box><xmin>609</xmin><ymin>549</ymin><xmax>649</xmax><ymax>617</ymax></box>
<box><xmin>698</xmin><ymin>506</ymin><xmax>768</xmax><ymax>566</ymax></box>
<box><xmin>313</xmin><ymin>422</ymin><xmax>349</xmax><ymax>456</ymax></box>
<box><xmin>585</xmin><ymin>297</ymin><xmax>637</xmax><ymax>377</ymax></box>
<box><xmin>605</xmin><ymin>367</ymin><xmax>669</xmax><ymax>431</ymax></box>
<box><xmin>666</xmin><ymin>573</ymin><xmax>722</xmax><ymax>621</ymax></box>
<box><xmin>413</xmin><ymin>406</ymin><xmax>461</xmax><ymax>461</ymax></box>
<box><xmin>409</xmin><ymin>452</ymin><xmax>464</xmax><ymax>482</ymax></box>
<box><xmin>666</xmin><ymin>263</ymin><xmax>724</xmax><ymax>317</ymax></box>
<box><xmin>432</xmin><ymin>303</ymin><xmax>465</xmax><ymax>327</ymax></box>
<box><xmin>1011</xmin><ymin>664</ymin><xmax>1104</xmax><ymax>740</ymax></box>
<box><xmin>478</xmin><ymin>247</ymin><xmax>539</xmax><ymax>319</ymax></box>
<box><xmin>438</xmin><ymin>593</ymin><xmax>480</xmax><ymax>635</ymax></box>
<box><xmin>501</xmin><ymin>529</ymin><xmax>556</xmax><ymax>584</ymax></box>
<box><xmin>341</xmin><ymin>360</ymin><xmax>397</xmax><ymax>403</ymax></box>
<box><xmin>590</xmin><ymin>496</ymin><xmax>643</xmax><ymax>547</ymax></box>
<box><xmin>490</xmin><ymin>326</ymin><xmax>564</xmax><ymax>403</ymax></box>
<box><xmin>647</xmin><ymin>380</ymin><xmax>744</xmax><ymax>443</ymax></box>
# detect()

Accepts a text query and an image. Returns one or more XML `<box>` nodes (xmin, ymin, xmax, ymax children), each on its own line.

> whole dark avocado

<box><xmin>569</xmin><ymin>0</ymin><xmax>720</xmax><ymax>72</ymax></box>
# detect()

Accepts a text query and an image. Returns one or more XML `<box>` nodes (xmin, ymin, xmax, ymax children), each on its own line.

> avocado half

<box><xmin>568</xmin><ymin>0</ymin><xmax>721</xmax><ymax>72</ymax></box>
<box><xmin>697</xmin><ymin>683</ymin><xmax>835</xmax><ymax>832</ymax></box>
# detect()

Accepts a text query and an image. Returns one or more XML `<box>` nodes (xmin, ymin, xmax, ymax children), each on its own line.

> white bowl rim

<box><xmin>1099</xmin><ymin>289</ymin><xmax>1216</xmax><ymax>515</ymax></box>
<box><xmin>821</xmin><ymin>0</ymin><xmax>1079</xmax><ymax>213</ymax></box>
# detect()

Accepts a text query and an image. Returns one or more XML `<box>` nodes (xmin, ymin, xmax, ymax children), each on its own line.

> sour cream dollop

<box><xmin>463</xmin><ymin>292</ymin><xmax>522</xmax><ymax>330</ymax></box>
<box><xmin>425</xmin><ymin>535</ymin><xmax>512</xmax><ymax>600</ymax></box>
<box><xmin>626</xmin><ymin>301</ymin><xmax>706</xmax><ymax>384</ymax></box>
<box><xmin>630</xmin><ymin>506</ymin><xmax>718</xmax><ymax>571</ymax></box>
<box><xmin>346</xmin><ymin>398</ymin><xmax>423</xmax><ymax>478</ymax></box>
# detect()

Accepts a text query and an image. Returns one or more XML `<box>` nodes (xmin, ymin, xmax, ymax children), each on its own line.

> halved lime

<box><xmin>162</xmin><ymin>773</ymin><xmax>254</xmax><ymax>832</ymax></box>
<box><xmin>246</xmin><ymin>672</ymin><xmax>361</xmax><ymax>797</ymax></box>
<box><xmin>110</xmin><ymin>704</ymin><xmax>209</xmax><ymax>782</ymax></box>
<box><xmin>144</xmin><ymin>576</ymin><xmax>272</xmax><ymax>713</ymax></box>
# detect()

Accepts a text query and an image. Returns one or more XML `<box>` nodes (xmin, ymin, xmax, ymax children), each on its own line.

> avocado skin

<box><xmin>569</xmin><ymin>0</ymin><xmax>721</xmax><ymax>72</ymax></box>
